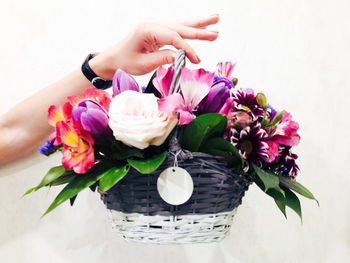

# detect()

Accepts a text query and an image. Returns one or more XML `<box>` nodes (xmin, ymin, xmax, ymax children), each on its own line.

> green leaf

<box><xmin>23</xmin><ymin>166</ymin><xmax>68</xmax><ymax>196</ymax></box>
<box><xmin>278</xmin><ymin>176</ymin><xmax>319</xmax><ymax>205</ymax></box>
<box><xmin>23</xmin><ymin>187</ymin><xmax>36</xmax><ymax>196</ymax></box>
<box><xmin>49</xmin><ymin>173</ymin><xmax>75</xmax><ymax>186</ymax></box>
<box><xmin>69</xmin><ymin>195</ymin><xmax>77</xmax><ymax>206</ymax></box>
<box><xmin>99</xmin><ymin>166</ymin><xmax>130</xmax><ymax>192</ymax></box>
<box><xmin>252</xmin><ymin>163</ymin><xmax>284</xmax><ymax>196</ymax></box>
<box><xmin>42</xmin><ymin>165</ymin><xmax>110</xmax><ymax>217</ymax></box>
<box><xmin>274</xmin><ymin>199</ymin><xmax>287</xmax><ymax>218</ymax></box>
<box><xmin>127</xmin><ymin>151</ymin><xmax>167</xmax><ymax>174</ymax></box>
<box><xmin>89</xmin><ymin>182</ymin><xmax>98</xmax><ymax>192</ymax></box>
<box><xmin>200</xmin><ymin>137</ymin><xmax>243</xmax><ymax>167</ymax></box>
<box><xmin>269</xmin><ymin>110</ymin><xmax>285</xmax><ymax>126</ymax></box>
<box><xmin>254</xmin><ymin>176</ymin><xmax>302</xmax><ymax>221</ymax></box>
<box><xmin>283</xmin><ymin>187</ymin><xmax>302</xmax><ymax>221</ymax></box>
<box><xmin>180</xmin><ymin>114</ymin><xmax>227</xmax><ymax>152</ymax></box>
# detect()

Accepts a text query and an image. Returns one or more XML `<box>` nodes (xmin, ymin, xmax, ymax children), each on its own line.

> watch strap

<box><xmin>81</xmin><ymin>53</ymin><xmax>112</xmax><ymax>90</ymax></box>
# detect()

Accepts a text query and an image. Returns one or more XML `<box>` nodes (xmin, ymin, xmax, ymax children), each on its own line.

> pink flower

<box><xmin>265</xmin><ymin>111</ymin><xmax>300</xmax><ymax>162</ymax></box>
<box><xmin>152</xmin><ymin>65</ymin><xmax>174</xmax><ymax>97</ymax></box>
<box><xmin>108</xmin><ymin>90</ymin><xmax>178</xmax><ymax>149</ymax></box>
<box><xmin>67</xmin><ymin>87</ymin><xmax>111</xmax><ymax>111</ymax></box>
<box><xmin>157</xmin><ymin>67</ymin><xmax>214</xmax><ymax>124</ymax></box>
<box><xmin>216</xmin><ymin>61</ymin><xmax>236</xmax><ymax>80</ymax></box>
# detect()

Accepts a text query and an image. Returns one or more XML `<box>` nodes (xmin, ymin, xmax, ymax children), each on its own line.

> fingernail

<box><xmin>211</xmin><ymin>31</ymin><xmax>219</xmax><ymax>34</ymax></box>
<box><xmin>196</xmin><ymin>55</ymin><xmax>201</xmax><ymax>63</ymax></box>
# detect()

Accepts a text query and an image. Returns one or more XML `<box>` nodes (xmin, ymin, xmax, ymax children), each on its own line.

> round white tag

<box><xmin>157</xmin><ymin>167</ymin><xmax>194</xmax><ymax>205</ymax></box>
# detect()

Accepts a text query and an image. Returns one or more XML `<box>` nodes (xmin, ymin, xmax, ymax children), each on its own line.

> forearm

<box><xmin>0</xmin><ymin>15</ymin><xmax>219</xmax><ymax>166</ymax></box>
<box><xmin>0</xmin><ymin>55</ymin><xmax>109</xmax><ymax>165</ymax></box>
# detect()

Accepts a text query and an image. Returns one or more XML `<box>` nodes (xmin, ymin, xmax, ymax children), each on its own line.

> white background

<box><xmin>1</xmin><ymin>0</ymin><xmax>350</xmax><ymax>262</ymax></box>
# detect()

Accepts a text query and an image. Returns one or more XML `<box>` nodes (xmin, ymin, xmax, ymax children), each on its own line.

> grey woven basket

<box><xmin>99</xmin><ymin>50</ymin><xmax>251</xmax><ymax>244</ymax></box>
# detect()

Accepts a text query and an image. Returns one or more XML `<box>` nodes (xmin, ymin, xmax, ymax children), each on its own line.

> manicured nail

<box><xmin>196</xmin><ymin>55</ymin><xmax>201</xmax><ymax>63</ymax></box>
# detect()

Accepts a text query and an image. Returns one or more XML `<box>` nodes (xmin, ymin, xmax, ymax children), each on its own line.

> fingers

<box><xmin>148</xmin><ymin>26</ymin><xmax>200</xmax><ymax>63</ymax></box>
<box><xmin>169</xmin><ymin>25</ymin><xmax>218</xmax><ymax>41</ymax></box>
<box><xmin>141</xmin><ymin>49</ymin><xmax>176</xmax><ymax>73</ymax></box>
<box><xmin>180</xmin><ymin>14</ymin><xmax>219</xmax><ymax>28</ymax></box>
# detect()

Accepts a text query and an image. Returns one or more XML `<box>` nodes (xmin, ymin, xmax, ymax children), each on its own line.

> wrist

<box><xmin>89</xmin><ymin>52</ymin><xmax>117</xmax><ymax>80</ymax></box>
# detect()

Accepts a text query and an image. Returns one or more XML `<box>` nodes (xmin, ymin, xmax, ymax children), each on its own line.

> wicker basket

<box><xmin>99</xmin><ymin>50</ymin><xmax>251</xmax><ymax>244</ymax></box>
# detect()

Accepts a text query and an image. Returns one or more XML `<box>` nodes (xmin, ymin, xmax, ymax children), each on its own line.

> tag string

<box><xmin>170</xmin><ymin>150</ymin><xmax>181</xmax><ymax>168</ymax></box>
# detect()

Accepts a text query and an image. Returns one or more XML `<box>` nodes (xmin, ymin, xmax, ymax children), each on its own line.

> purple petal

<box><xmin>80</xmin><ymin>108</ymin><xmax>112</xmax><ymax>139</ymax></box>
<box><xmin>112</xmin><ymin>69</ymin><xmax>139</xmax><ymax>96</ymax></box>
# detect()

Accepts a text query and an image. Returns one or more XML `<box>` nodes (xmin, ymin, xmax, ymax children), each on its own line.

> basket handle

<box><xmin>168</xmin><ymin>49</ymin><xmax>186</xmax><ymax>95</ymax></box>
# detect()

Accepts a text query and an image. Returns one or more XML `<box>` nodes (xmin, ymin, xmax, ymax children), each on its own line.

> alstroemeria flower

<box><xmin>56</xmin><ymin>121</ymin><xmax>95</xmax><ymax>174</ymax></box>
<box><xmin>112</xmin><ymin>69</ymin><xmax>140</xmax><ymax>97</ymax></box>
<box><xmin>158</xmin><ymin>67</ymin><xmax>214</xmax><ymax>124</ymax></box>
<box><xmin>47</xmin><ymin>102</ymin><xmax>73</xmax><ymax>146</ymax></box>
<box><xmin>67</xmin><ymin>87</ymin><xmax>111</xmax><ymax>111</ymax></box>
<box><xmin>216</xmin><ymin>61</ymin><xmax>236</xmax><ymax>80</ymax></box>
<box><xmin>152</xmin><ymin>65</ymin><xmax>174</xmax><ymax>97</ymax></box>
<box><xmin>265</xmin><ymin>111</ymin><xmax>300</xmax><ymax>162</ymax></box>
<box><xmin>72</xmin><ymin>99</ymin><xmax>113</xmax><ymax>139</ymax></box>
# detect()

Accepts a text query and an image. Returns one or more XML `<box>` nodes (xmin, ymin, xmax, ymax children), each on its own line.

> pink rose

<box><xmin>108</xmin><ymin>90</ymin><xmax>178</xmax><ymax>149</ymax></box>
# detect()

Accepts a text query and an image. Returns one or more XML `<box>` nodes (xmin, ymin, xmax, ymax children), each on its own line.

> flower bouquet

<box><xmin>25</xmin><ymin>50</ymin><xmax>317</xmax><ymax>244</ymax></box>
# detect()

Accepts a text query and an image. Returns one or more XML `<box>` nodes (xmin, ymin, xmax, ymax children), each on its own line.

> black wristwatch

<box><xmin>81</xmin><ymin>53</ymin><xmax>112</xmax><ymax>90</ymax></box>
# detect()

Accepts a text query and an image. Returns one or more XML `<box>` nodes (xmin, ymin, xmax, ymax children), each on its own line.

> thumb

<box><xmin>143</xmin><ymin>49</ymin><xmax>176</xmax><ymax>71</ymax></box>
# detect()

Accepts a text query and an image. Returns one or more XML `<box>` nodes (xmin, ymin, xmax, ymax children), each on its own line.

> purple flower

<box><xmin>112</xmin><ymin>69</ymin><xmax>140</xmax><ymax>96</ymax></box>
<box><xmin>231</xmin><ymin>88</ymin><xmax>265</xmax><ymax>119</ymax></box>
<box><xmin>72</xmin><ymin>99</ymin><xmax>112</xmax><ymax>139</ymax></box>
<box><xmin>267</xmin><ymin>104</ymin><xmax>276</xmax><ymax>119</ymax></box>
<box><xmin>230</xmin><ymin>123</ymin><xmax>269</xmax><ymax>165</ymax></box>
<box><xmin>214</xmin><ymin>75</ymin><xmax>235</xmax><ymax>87</ymax></box>
<box><xmin>39</xmin><ymin>138</ymin><xmax>59</xmax><ymax>156</ymax></box>
<box><xmin>278</xmin><ymin>146</ymin><xmax>300</xmax><ymax>178</ymax></box>
<box><xmin>199</xmin><ymin>78</ymin><xmax>234</xmax><ymax>113</ymax></box>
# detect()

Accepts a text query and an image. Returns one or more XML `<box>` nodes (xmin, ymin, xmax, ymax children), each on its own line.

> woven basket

<box><xmin>99</xmin><ymin>50</ymin><xmax>251</xmax><ymax>244</ymax></box>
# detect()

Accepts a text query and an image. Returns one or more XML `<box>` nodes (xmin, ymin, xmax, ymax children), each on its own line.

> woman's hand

<box><xmin>90</xmin><ymin>14</ymin><xmax>219</xmax><ymax>79</ymax></box>
<box><xmin>0</xmin><ymin>15</ymin><xmax>219</xmax><ymax>166</ymax></box>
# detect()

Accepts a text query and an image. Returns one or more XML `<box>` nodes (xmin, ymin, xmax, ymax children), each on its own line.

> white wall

<box><xmin>1</xmin><ymin>0</ymin><xmax>349</xmax><ymax>262</ymax></box>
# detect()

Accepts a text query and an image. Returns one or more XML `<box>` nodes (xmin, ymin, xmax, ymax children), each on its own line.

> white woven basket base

<box><xmin>107</xmin><ymin>209</ymin><xmax>237</xmax><ymax>244</ymax></box>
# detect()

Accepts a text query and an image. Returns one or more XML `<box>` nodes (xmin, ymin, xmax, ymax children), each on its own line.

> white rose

<box><xmin>108</xmin><ymin>90</ymin><xmax>178</xmax><ymax>149</ymax></box>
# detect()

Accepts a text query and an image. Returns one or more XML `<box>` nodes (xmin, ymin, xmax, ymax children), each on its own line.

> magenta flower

<box><xmin>230</xmin><ymin>123</ymin><xmax>269</xmax><ymax>165</ymax></box>
<box><xmin>231</xmin><ymin>88</ymin><xmax>265</xmax><ymax>119</ymax></box>
<box><xmin>278</xmin><ymin>146</ymin><xmax>300</xmax><ymax>178</ymax></box>
<box><xmin>152</xmin><ymin>65</ymin><xmax>174</xmax><ymax>97</ymax></box>
<box><xmin>72</xmin><ymin>99</ymin><xmax>112</xmax><ymax>139</ymax></box>
<box><xmin>157</xmin><ymin>67</ymin><xmax>214</xmax><ymax>124</ymax></box>
<box><xmin>112</xmin><ymin>69</ymin><xmax>140</xmax><ymax>97</ymax></box>
<box><xmin>265</xmin><ymin>111</ymin><xmax>300</xmax><ymax>162</ymax></box>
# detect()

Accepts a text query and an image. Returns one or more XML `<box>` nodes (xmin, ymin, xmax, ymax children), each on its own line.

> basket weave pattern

<box><xmin>108</xmin><ymin>209</ymin><xmax>237</xmax><ymax>244</ymax></box>
<box><xmin>100</xmin><ymin>149</ymin><xmax>251</xmax><ymax>217</ymax></box>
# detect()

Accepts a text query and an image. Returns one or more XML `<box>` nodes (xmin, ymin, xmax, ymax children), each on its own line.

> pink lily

<box><xmin>157</xmin><ymin>67</ymin><xmax>214</xmax><ymax>124</ymax></box>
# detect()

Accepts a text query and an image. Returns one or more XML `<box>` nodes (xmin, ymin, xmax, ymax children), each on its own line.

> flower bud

<box><xmin>256</xmin><ymin>92</ymin><xmax>267</xmax><ymax>108</ymax></box>
<box><xmin>232</xmin><ymin>78</ymin><xmax>238</xmax><ymax>86</ymax></box>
